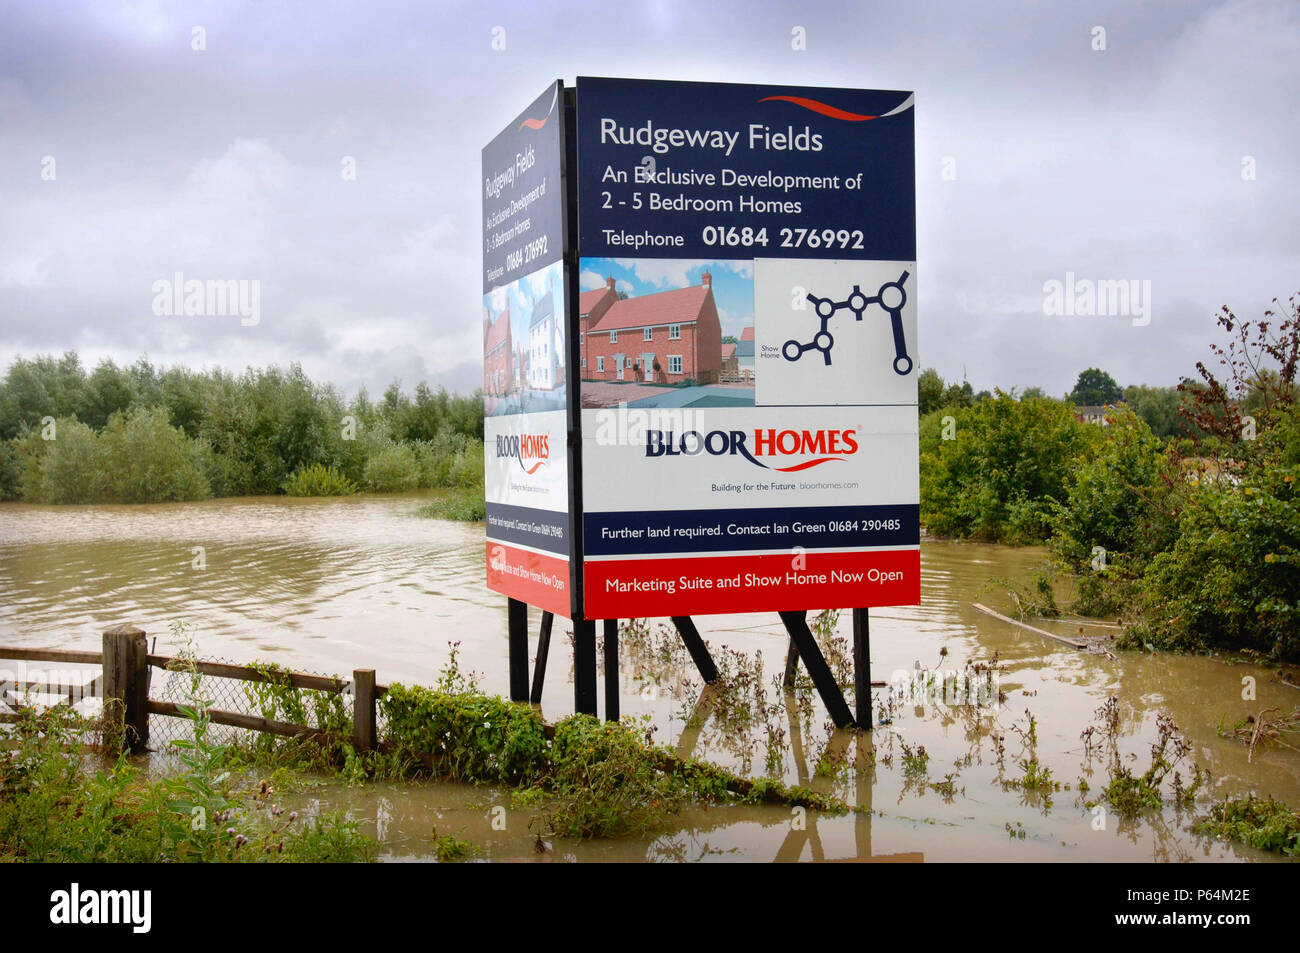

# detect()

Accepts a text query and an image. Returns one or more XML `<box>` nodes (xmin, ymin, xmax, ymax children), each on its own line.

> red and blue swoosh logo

<box><xmin>519</xmin><ymin>87</ymin><xmax>559</xmax><ymax>131</ymax></box>
<box><xmin>758</xmin><ymin>92</ymin><xmax>914</xmax><ymax>122</ymax></box>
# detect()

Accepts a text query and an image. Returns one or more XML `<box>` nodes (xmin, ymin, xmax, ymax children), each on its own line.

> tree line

<box><xmin>0</xmin><ymin>353</ymin><xmax>484</xmax><ymax>503</ymax></box>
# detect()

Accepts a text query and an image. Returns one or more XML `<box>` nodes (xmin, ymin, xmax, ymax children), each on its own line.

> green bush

<box><xmin>920</xmin><ymin>393</ymin><xmax>1100</xmax><ymax>542</ymax></box>
<box><xmin>1195</xmin><ymin>795</ymin><xmax>1300</xmax><ymax>857</ymax></box>
<box><xmin>1051</xmin><ymin>406</ymin><xmax>1181</xmax><ymax>570</ymax></box>
<box><xmin>1134</xmin><ymin>468</ymin><xmax>1299</xmax><ymax>659</ymax></box>
<box><xmin>0</xmin><ymin>439</ymin><xmax>20</xmax><ymax>500</ymax></box>
<box><xmin>22</xmin><ymin>418</ymin><xmax>102</xmax><ymax>503</ymax></box>
<box><xmin>97</xmin><ymin>406</ymin><xmax>213</xmax><ymax>502</ymax></box>
<box><xmin>282</xmin><ymin>463</ymin><xmax>359</xmax><ymax>497</ymax></box>
<box><xmin>379</xmin><ymin>682</ymin><xmax>549</xmax><ymax>785</ymax></box>
<box><xmin>415</xmin><ymin>487</ymin><xmax>486</xmax><ymax>521</ymax></box>
<box><xmin>363</xmin><ymin>441</ymin><xmax>420</xmax><ymax>492</ymax></box>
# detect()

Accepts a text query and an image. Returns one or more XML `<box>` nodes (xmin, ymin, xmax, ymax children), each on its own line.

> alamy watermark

<box><xmin>152</xmin><ymin>272</ymin><xmax>260</xmax><ymax>327</ymax></box>
<box><xmin>1042</xmin><ymin>272</ymin><xmax>1151</xmax><ymax>327</ymax></box>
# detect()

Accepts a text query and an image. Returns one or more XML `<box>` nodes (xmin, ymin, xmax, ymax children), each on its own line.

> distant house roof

<box><xmin>485</xmin><ymin>311</ymin><xmax>510</xmax><ymax>351</ymax></box>
<box><xmin>529</xmin><ymin>292</ymin><xmax>554</xmax><ymax>329</ymax></box>
<box><xmin>721</xmin><ymin>342</ymin><xmax>736</xmax><ymax>360</ymax></box>
<box><xmin>740</xmin><ymin>326</ymin><xmax>755</xmax><ymax>342</ymax></box>
<box><xmin>589</xmin><ymin>284</ymin><xmax>711</xmax><ymax>333</ymax></box>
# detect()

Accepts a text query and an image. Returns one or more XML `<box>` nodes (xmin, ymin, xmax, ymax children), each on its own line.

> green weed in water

<box><xmin>1194</xmin><ymin>795</ymin><xmax>1300</xmax><ymax>857</ymax></box>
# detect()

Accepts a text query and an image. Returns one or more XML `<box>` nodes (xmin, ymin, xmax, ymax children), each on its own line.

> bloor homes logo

<box><xmin>645</xmin><ymin>427</ymin><xmax>859</xmax><ymax>472</ymax></box>
<box><xmin>495</xmin><ymin>432</ymin><xmax>550</xmax><ymax>474</ymax></box>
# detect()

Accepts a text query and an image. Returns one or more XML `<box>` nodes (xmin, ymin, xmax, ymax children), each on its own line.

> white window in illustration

<box><xmin>668</xmin><ymin>355</ymin><xmax>683</xmax><ymax>374</ymax></box>
<box><xmin>643</xmin><ymin>327</ymin><xmax>653</xmax><ymax>341</ymax></box>
<box><xmin>668</xmin><ymin>324</ymin><xmax>681</xmax><ymax>340</ymax></box>
<box><xmin>597</xmin><ymin>356</ymin><xmax>605</xmax><ymax>372</ymax></box>
<box><xmin>610</xmin><ymin>330</ymin><xmax>618</xmax><ymax>343</ymax></box>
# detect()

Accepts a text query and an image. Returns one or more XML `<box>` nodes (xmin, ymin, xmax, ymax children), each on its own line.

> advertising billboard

<box><xmin>481</xmin><ymin>81</ymin><xmax>572</xmax><ymax>616</ymax></box>
<box><xmin>573</xmin><ymin>77</ymin><xmax>919</xmax><ymax>618</ymax></box>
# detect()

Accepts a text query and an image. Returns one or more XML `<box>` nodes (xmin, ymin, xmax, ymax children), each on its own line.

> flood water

<box><xmin>1</xmin><ymin>493</ymin><xmax>1297</xmax><ymax>862</ymax></box>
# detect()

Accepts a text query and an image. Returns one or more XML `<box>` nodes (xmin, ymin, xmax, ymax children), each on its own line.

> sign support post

<box><xmin>778</xmin><ymin>611</ymin><xmax>855</xmax><ymax>729</ymax></box>
<box><xmin>573</xmin><ymin>619</ymin><xmax>597</xmax><ymax>715</ymax></box>
<box><xmin>529</xmin><ymin>611</ymin><xmax>554</xmax><ymax>704</ymax></box>
<box><xmin>852</xmin><ymin>608</ymin><xmax>872</xmax><ymax>729</ymax></box>
<box><xmin>602</xmin><ymin>619</ymin><xmax>619</xmax><ymax>722</ymax></box>
<box><xmin>507</xmin><ymin>598</ymin><xmax>529</xmax><ymax>702</ymax></box>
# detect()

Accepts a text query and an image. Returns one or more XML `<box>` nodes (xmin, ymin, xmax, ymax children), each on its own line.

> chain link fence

<box><xmin>147</xmin><ymin>655</ymin><xmax>371</xmax><ymax>755</ymax></box>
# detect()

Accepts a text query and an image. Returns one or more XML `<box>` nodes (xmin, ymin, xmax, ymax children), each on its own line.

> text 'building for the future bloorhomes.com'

<box><xmin>579</xmin><ymin>272</ymin><xmax>723</xmax><ymax>385</ymax></box>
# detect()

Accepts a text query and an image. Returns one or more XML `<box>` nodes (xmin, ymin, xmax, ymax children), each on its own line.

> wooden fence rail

<box><xmin>0</xmin><ymin>624</ymin><xmax>386</xmax><ymax>755</ymax></box>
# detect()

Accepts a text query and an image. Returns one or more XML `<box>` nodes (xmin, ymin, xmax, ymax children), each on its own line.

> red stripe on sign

<box><xmin>757</xmin><ymin>96</ymin><xmax>878</xmax><ymax>121</ymax></box>
<box><xmin>486</xmin><ymin>542</ymin><xmax>570</xmax><ymax>616</ymax></box>
<box><xmin>583</xmin><ymin>549</ymin><xmax>919</xmax><ymax>618</ymax></box>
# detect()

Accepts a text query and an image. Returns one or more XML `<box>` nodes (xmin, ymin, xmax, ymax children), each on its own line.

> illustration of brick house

<box><xmin>735</xmin><ymin>326</ymin><xmax>755</xmax><ymax>378</ymax></box>
<box><xmin>721</xmin><ymin>341</ymin><xmax>738</xmax><ymax>377</ymax></box>
<box><xmin>580</xmin><ymin>271</ymin><xmax>722</xmax><ymax>385</ymax></box>
<box><xmin>484</xmin><ymin>307</ymin><xmax>513</xmax><ymax>396</ymax></box>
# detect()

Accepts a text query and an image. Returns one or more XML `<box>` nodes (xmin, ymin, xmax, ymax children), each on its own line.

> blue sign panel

<box><xmin>482</xmin><ymin>82</ymin><xmax>566</xmax><ymax>293</ymax></box>
<box><xmin>576</xmin><ymin>77</ymin><xmax>915</xmax><ymax>262</ymax></box>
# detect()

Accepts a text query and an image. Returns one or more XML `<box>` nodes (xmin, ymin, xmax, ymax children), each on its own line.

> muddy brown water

<box><xmin>1</xmin><ymin>493</ymin><xmax>1296</xmax><ymax>862</ymax></box>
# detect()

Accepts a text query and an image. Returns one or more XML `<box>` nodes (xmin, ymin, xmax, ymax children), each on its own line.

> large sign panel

<box><xmin>574</xmin><ymin>77</ymin><xmax>919</xmax><ymax>618</ymax></box>
<box><xmin>482</xmin><ymin>82</ymin><xmax>571</xmax><ymax>616</ymax></box>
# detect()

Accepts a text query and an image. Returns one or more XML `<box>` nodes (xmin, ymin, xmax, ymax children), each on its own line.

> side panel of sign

<box><xmin>482</xmin><ymin>81</ymin><xmax>571</xmax><ymax>617</ymax></box>
<box><xmin>574</xmin><ymin>77</ymin><xmax>918</xmax><ymax>618</ymax></box>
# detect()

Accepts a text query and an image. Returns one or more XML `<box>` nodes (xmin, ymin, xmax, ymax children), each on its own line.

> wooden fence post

<box><xmin>102</xmin><ymin>624</ymin><xmax>148</xmax><ymax>753</ymax></box>
<box><xmin>352</xmin><ymin>669</ymin><xmax>376</xmax><ymax>754</ymax></box>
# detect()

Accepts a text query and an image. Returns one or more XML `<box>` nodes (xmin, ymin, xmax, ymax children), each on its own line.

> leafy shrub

<box><xmin>0</xmin><ymin>439</ymin><xmax>21</xmax><ymax>500</ymax></box>
<box><xmin>96</xmin><ymin>406</ymin><xmax>213</xmax><ymax>502</ymax></box>
<box><xmin>545</xmin><ymin>715</ymin><xmax>689</xmax><ymax>838</ymax></box>
<box><xmin>1195</xmin><ymin>795</ymin><xmax>1300</xmax><ymax>857</ymax></box>
<box><xmin>363</xmin><ymin>441</ymin><xmax>420</xmax><ymax>492</ymax></box>
<box><xmin>1051</xmin><ymin>407</ymin><xmax>1179</xmax><ymax>570</ymax></box>
<box><xmin>21</xmin><ymin>417</ymin><xmax>102</xmax><ymax>503</ymax></box>
<box><xmin>380</xmin><ymin>683</ymin><xmax>549</xmax><ymax>784</ymax></box>
<box><xmin>416</xmin><ymin>488</ymin><xmax>486</xmax><ymax>521</ymax></box>
<box><xmin>1134</xmin><ymin>461</ymin><xmax>1299</xmax><ymax>659</ymax></box>
<box><xmin>920</xmin><ymin>393</ymin><xmax>1100</xmax><ymax>542</ymax></box>
<box><xmin>282</xmin><ymin>463</ymin><xmax>359</xmax><ymax>497</ymax></box>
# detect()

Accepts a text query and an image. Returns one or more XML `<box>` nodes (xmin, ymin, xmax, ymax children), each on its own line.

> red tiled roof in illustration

<box><xmin>579</xmin><ymin>288</ymin><xmax>611</xmax><ymax>314</ymax></box>
<box><xmin>721</xmin><ymin>342</ymin><xmax>736</xmax><ymax>360</ymax></box>
<box><xmin>589</xmin><ymin>284</ymin><xmax>711</xmax><ymax>333</ymax></box>
<box><xmin>740</xmin><ymin>326</ymin><xmax>755</xmax><ymax>342</ymax></box>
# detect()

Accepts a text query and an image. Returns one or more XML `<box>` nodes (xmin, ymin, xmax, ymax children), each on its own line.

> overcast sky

<box><xmin>1</xmin><ymin>0</ymin><xmax>1296</xmax><ymax>398</ymax></box>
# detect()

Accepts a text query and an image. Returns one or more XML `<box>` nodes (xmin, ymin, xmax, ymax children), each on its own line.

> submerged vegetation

<box><xmin>4</xmin><ymin>628</ymin><xmax>1298</xmax><ymax>862</ymax></box>
<box><xmin>1194</xmin><ymin>795</ymin><xmax>1300</xmax><ymax>857</ymax></box>
<box><xmin>375</xmin><ymin>646</ymin><xmax>845</xmax><ymax>839</ymax></box>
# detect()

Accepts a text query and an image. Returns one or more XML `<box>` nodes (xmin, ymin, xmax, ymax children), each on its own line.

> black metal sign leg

<box><xmin>778</xmin><ymin>610</ymin><xmax>854</xmax><ymax>729</ymax></box>
<box><xmin>530</xmin><ymin>611</ymin><xmax>554</xmax><ymax>704</ymax></box>
<box><xmin>783</xmin><ymin>637</ymin><xmax>799</xmax><ymax>689</ymax></box>
<box><xmin>603</xmin><ymin>618</ymin><xmax>619</xmax><ymax>722</ymax></box>
<box><xmin>574</xmin><ymin>619</ymin><xmax>597</xmax><ymax>715</ymax></box>
<box><xmin>507</xmin><ymin>598</ymin><xmax>529</xmax><ymax>702</ymax></box>
<box><xmin>670</xmin><ymin>616</ymin><xmax>719</xmax><ymax>683</ymax></box>
<box><xmin>852</xmin><ymin>607</ymin><xmax>872</xmax><ymax>729</ymax></box>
